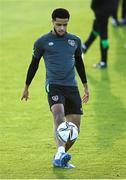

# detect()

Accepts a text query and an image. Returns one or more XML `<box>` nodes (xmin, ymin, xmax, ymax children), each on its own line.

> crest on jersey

<box><xmin>52</xmin><ymin>95</ymin><xmax>59</xmax><ymax>101</ymax></box>
<box><xmin>48</xmin><ymin>42</ymin><xmax>54</xmax><ymax>46</ymax></box>
<box><xmin>68</xmin><ymin>39</ymin><xmax>75</xmax><ymax>46</ymax></box>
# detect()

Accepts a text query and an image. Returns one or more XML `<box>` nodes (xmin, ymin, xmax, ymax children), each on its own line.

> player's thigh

<box><xmin>47</xmin><ymin>84</ymin><xmax>65</xmax><ymax>109</ymax></box>
<box><xmin>64</xmin><ymin>88</ymin><xmax>83</xmax><ymax>116</ymax></box>
<box><xmin>93</xmin><ymin>19</ymin><xmax>99</xmax><ymax>33</ymax></box>
<box><xmin>51</xmin><ymin>103</ymin><xmax>65</xmax><ymax>119</ymax></box>
<box><xmin>47</xmin><ymin>84</ymin><xmax>65</xmax><ymax>120</ymax></box>
<box><xmin>97</xmin><ymin>15</ymin><xmax>109</xmax><ymax>39</ymax></box>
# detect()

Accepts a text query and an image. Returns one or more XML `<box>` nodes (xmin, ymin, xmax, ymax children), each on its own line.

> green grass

<box><xmin>0</xmin><ymin>0</ymin><xmax>126</xmax><ymax>179</ymax></box>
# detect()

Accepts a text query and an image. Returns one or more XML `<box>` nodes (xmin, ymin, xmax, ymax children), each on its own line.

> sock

<box><xmin>100</xmin><ymin>40</ymin><xmax>109</xmax><ymax>64</ymax></box>
<box><xmin>100</xmin><ymin>47</ymin><xmax>108</xmax><ymax>64</ymax></box>
<box><xmin>55</xmin><ymin>146</ymin><xmax>65</xmax><ymax>159</ymax></box>
<box><xmin>58</xmin><ymin>146</ymin><xmax>65</xmax><ymax>153</ymax></box>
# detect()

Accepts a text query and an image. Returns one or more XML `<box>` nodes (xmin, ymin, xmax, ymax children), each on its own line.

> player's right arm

<box><xmin>21</xmin><ymin>56</ymin><xmax>41</xmax><ymax>101</ymax></box>
<box><xmin>21</xmin><ymin>39</ymin><xmax>44</xmax><ymax>101</ymax></box>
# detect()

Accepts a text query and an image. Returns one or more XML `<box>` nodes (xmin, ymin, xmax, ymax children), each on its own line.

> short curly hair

<box><xmin>52</xmin><ymin>8</ymin><xmax>70</xmax><ymax>20</ymax></box>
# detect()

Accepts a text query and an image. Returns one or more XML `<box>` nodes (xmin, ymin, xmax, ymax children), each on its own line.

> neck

<box><xmin>52</xmin><ymin>28</ymin><xmax>66</xmax><ymax>37</ymax></box>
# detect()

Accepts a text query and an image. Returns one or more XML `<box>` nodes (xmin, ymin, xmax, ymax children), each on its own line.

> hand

<box><xmin>82</xmin><ymin>87</ymin><xmax>89</xmax><ymax>104</ymax></box>
<box><xmin>21</xmin><ymin>85</ymin><xmax>29</xmax><ymax>101</ymax></box>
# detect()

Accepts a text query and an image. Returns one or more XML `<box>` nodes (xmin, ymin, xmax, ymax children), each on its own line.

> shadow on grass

<box><xmin>111</xmin><ymin>26</ymin><xmax>126</xmax><ymax>77</ymax></box>
<box><xmin>88</xmin><ymin>69</ymin><xmax>126</xmax><ymax>148</ymax></box>
<box><xmin>51</xmin><ymin>166</ymin><xmax>74</xmax><ymax>179</ymax></box>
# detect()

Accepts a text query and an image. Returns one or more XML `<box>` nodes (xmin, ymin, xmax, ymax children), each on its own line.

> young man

<box><xmin>82</xmin><ymin>0</ymin><xmax>118</xmax><ymax>68</ymax></box>
<box><xmin>21</xmin><ymin>8</ymin><xmax>89</xmax><ymax>169</ymax></box>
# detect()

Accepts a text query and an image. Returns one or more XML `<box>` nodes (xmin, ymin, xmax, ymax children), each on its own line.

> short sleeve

<box><xmin>32</xmin><ymin>39</ymin><xmax>44</xmax><ymax>59</ymax></box>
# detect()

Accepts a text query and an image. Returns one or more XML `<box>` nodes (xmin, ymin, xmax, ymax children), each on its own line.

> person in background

<box><xmin>82</xmin><ymin>0</ymin><xmax>118</xmax><ymax>68</ymax></box>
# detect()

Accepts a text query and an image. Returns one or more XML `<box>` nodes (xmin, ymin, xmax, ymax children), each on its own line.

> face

<box><xmin>52</xmin><ymin>18</ymin><xmax>69</xmax><ymax>36</ymax></box>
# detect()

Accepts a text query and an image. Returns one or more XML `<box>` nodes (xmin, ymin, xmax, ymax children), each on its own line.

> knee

<box><xmin>51</xmin><ymin>104</ymin><xmax>65</xmax><ymax>126</ymax></box>
<box><xmin>55</xmin><ymin>113</ymin><xmax>64</xmax><ymax>122</ymax></box>
<box><xmin>53</xmin><ymin>111</ymin><xmax>64</xmax><ymax>125</ymax></box>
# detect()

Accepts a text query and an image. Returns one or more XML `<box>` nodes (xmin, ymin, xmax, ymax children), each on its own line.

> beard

<box><xmin>54</xmin><ymin>27</ymin><xmax>66</xmax><ymax>37</ymax></box>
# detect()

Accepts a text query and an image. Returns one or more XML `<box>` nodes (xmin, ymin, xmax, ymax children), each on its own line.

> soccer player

<box><xmin>21</xmin><ymin>8</ymin><xmax>89</xmax><ymax>168</ymax></box>
<box><xmin>82</xmin><ymin>0</ymin><xmax>118</xmax><ymax>68</ymax></box>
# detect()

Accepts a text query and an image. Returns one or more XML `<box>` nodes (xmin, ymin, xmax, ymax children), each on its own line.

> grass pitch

<box><xmin>0</xmin><ymin>0</ymin><xmax>126</xmax><ymax>179</ymax></box>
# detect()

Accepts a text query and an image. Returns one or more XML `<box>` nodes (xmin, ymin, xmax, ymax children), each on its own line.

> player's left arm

<box><xmin>75</xmin><ymin>39</ymin><xmax>89</xmax><ymax>103</ymax></box>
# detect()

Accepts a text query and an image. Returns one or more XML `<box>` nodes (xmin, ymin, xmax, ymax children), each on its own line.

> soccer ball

<box><xmin>57</xmin><ymin>121</ymin><xmax>78</xmax><ymax>143</ymax></box>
